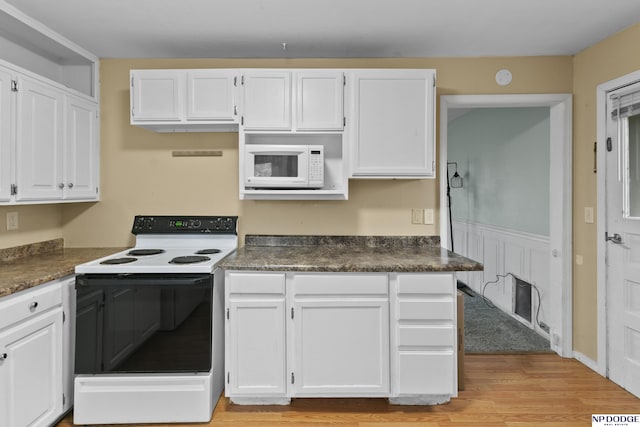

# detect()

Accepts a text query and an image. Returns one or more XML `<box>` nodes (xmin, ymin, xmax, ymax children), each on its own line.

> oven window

<box><xmin>254</xmin><ymin>154</ymin><xmax>298</xmax><ymax>177</ymax></box>
<box><xmin>75</xmin><ymin>274</ymin><xmax>213</xmax><ymax>374</ymax></box>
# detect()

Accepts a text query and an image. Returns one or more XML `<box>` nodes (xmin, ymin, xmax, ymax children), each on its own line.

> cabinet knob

<box><xmin>0</xmin><ymin>353</ymin><xmax>7</xmax><ymax>361</ymax></box>
<box><xmin>29</xmin><ymin>301</ymin><xmax>38</xmax><ymax>311</ymax></box>
<box><xmin>58</xmin><ymin>183</ymin><xmax>64</xmax><ymax>189</ymax></box>
<box><xmin>68</xmin><ymin>183</ymin><xmax>74</xmax><ymax>189</ymax></box>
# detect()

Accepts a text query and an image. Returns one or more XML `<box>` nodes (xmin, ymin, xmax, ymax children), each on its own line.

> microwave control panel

<box><xmin>309</xmin><ymin>147</ymin><xmax>324</xmax><ymax>186</ymax></box>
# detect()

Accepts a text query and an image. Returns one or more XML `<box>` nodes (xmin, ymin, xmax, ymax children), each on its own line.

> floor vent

<box><xmin>513</xmin><ymin>276</ymin><xmax>532</xmax><ymax>324</ymax></box>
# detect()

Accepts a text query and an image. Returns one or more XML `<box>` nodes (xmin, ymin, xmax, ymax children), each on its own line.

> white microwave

<box><xmin>244</xmin><ymin>144</ymin><xmax>324</xmax><ymax>189</ymax></box>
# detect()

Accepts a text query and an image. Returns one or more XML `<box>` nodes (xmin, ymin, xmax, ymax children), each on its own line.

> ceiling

<box><xmin>6</xmin><ymin>0</ymin><xmax>640</xmax><ymax>59</ymax></box>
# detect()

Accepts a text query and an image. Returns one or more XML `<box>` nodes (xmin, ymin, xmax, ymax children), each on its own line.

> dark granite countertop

<box><xmin>0</xmin><ymin>239</ymin><xmax>125</xmax><ymax>298</ymax></box>
<box><xmin>219</xmin><ymin>235</ymin><xmax>483</xmax><ymax>273</ymax></box>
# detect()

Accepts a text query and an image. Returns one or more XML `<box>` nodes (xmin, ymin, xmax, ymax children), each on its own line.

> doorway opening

<box><xmin>440</xmin><ymin>94</ymin><xmax>573</xmax><ymax>358</ymax></box>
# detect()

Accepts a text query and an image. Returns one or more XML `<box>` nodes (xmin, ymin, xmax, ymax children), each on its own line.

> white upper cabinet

<box><xmin>1</xmin><ymin>4</ymin><xmax>100</xmax><ymax>204</ymax></box>
<box><xmin>64</xmin><ymin>94</ymin><xmax>99</xmax><ymax>200</ymax></box>
<box><xmin>131</xmin><ymin>70</ymin><xmax>183</xmax><ymax>122</ymax></box>
<box><xmin>241</xmin><ymin>70</ymin><xmax>292</xmax><ymax>130</ymax></box>
<box><xmin>295</xmin><ymin>71</ymin><xmax>344</xmax><ymax>131</ymax></box>
<box><xmin>15</xmin><ymin>75</ymin><xmax>65</xmax><ymax>201</ymax></box>
<box><xmin>0</xmin><ymin>66</ymin><xmax>11</xmax><ymax>202</ymax></box>
<box><xmin>186</xmin><ymin>70</ymin><xmax>237</xmax><ymax>121</ymax></box>
<box><xmin>240</xmin><ymin>70</ymin><xmax>344</xmax><ymax>132</ymax></box>
<box><xmin>349</xmin><ymin>69</ymin><xmax>436</xmax><ymax>178</ymax></box>
<box><xmin>0</xmin><ymin>63</ymin><xmax>99</xmax><ymax>205</ymax></box>
<box><xmin>130</xmin><ymin>69</ymin><xmax>239</xmax><ymax>132</ymax></box>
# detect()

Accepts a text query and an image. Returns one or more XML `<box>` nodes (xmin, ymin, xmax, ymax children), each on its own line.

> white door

<box><xmin>0</xmin><ymin>308</ymin><xmax>63</xmax><ymax>427</ymax></box>
<box><xmin>64</xmin><ymin>95</ymin><xmax>98</xmax><ymax>200</ymax></box>
<box><xmin>0</xmin><ymin>66</ymin><xmax>12</xmax><ymax>202</ymax></box>
<box><xmin>605</xmin><ymin>82</ymin><xmax>640</xmax><ymax>397</ymax></box>
<box><xmin>15</xmin><ymin>76</ymin><xmax>64</xmax><ymax>201</ymax></box>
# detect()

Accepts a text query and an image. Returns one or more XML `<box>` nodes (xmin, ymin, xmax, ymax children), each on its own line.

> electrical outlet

<box><xmin>6</xmin><ymin>211</ymin><xmax>18</xmax><ymax>231</ymax></box>
<box><xmin>411</xmin><ymin>209</ymin><xmax>423</xmax><ymax>224</ymax></box>
<box><xmin>423</xmin><ymin>208</ymin><xmax>434</xmax><ymax>225</ymax></box>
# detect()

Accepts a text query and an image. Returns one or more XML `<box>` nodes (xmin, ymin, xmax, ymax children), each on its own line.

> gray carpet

<box><xmin>462</xmin><ymin>289</ymin><xmax>552</xmax><ymax>353</ymax></box>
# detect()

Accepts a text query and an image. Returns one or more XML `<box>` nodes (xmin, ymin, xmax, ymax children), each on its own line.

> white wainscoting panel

<box><xmin>452</xmin><ymin>220</ymin><xmax>550</xmax><ymax>337</ymax></box>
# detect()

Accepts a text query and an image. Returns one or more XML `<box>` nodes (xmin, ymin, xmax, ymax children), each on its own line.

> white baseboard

<box><xmin>573</xmin><ymin>351</ymin><xmax>601</xmax><ymax>375</ymax></box>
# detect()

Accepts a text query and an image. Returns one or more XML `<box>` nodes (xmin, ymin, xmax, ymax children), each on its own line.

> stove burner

<box><xmin>127</xmin><ymin>249</ymin><xmax>165</xmax><ymax>256</ymax></box>
<box><xmin>169</xmin><ymin>255</ymin><xmax>211</xmax><ymax>264</ymax></box>
<box><xmin>195</xmin><ymin>249</ymin><xmax>221</xmax><ymax>255</ymax></box>
<box><xmin>100</xmin><ymin>257</ymin><xmax>138</xmax><ymax>265</ymax></box>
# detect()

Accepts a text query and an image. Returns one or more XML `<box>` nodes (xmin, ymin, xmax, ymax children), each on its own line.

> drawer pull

<box><xmin>0</xmin><ymin>353</ymin><xmax>7</xmax><ymax>360</ymax></box>
<box><xmin>29</xmin><ymin>302</ymin><xmax>38</xmax><ymax>311</ymax></box>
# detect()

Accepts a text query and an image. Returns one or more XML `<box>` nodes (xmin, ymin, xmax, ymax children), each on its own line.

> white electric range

<box><xmin>73</xmin><ymin>215</ymin><xmax>237</xmax><ymax>425</ymax></box>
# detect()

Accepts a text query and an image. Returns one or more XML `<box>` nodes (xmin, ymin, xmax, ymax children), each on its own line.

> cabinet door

<box><xmin>241</xmin><ymin>71</ymin><xmax>291</xmax><ymax>130</ymax></box>
<box><xmin>64</xmin><ymin>95</ymin><xmax>99</xmax><ymax>200</ymax></box>
<box><xmin>186</xmin><ymin>70</ymin><xmax>237</xmax><ymax>121</ymax></box>
<box><xmin>15</xmin><ymin>76</ymin><xmax>64</xmax><ymax>201</ymax></box>
<box><xmin>0</xmin><ymin>66</ymin><xmax>12</xmax><ymax>202</ymax></box>
<box><xmin>350</xmin><ymin>69</ymin><xmax>435</xmax><ymax>177</ymax></box>
<box><xmin>0</xmin><ymin>308</ymin><xmax>63</xmax><ymax>427</ymax></box>
<box><xmin>227</xmin><ymin>298</ymin><xmax>287</xmax><ymax>396</ymax></box>
<box><xmin>295</xmin><ymin>71</ymin><xmax>344</xmax><ymax>131</ymax></box>
<box><xmin>292</xmin><ymin>298</ymin><xmax>389</xmax><ymax>396</ymax></box>
<box><xmin>131</xmin><ymin>70</ymin><xmax>184</xmax><ymax>122</ymax></box>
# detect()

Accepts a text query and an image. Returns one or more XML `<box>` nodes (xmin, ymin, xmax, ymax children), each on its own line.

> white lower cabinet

<box><xmin>225</xmin><ymin>272</ymin><xmax>287</xmax><ymax>401</ymax></box>
<box><xmin>0</xmin><ymin>281</ymin><xmax>64</xmax><ymax>427</ymax></box>
<box><xmin>390</xmin><ymin>273</ymin><xmax>457</xmax><ymax>403</ymax></box>
<box><xmin>225</xmin><ymin>270</ymin><xmax>457</xmax><ymax>405</ymax></box>
<box><xmin>291</xmin><ymin>273</ymin><xmax>389</xmax><ymax>396</ymax></box>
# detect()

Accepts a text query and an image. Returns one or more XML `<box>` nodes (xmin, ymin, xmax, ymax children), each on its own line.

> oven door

<box><xmin>74</xmin><ymin>273</ymin><xmax>212</xmax><ymax>375</ymax></box>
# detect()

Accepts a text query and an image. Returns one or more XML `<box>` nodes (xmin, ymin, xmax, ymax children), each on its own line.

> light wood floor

<box><xmin>57</xmin><ymin>354</ymin><xmax>639</xmax><ymax>427</ymax></box>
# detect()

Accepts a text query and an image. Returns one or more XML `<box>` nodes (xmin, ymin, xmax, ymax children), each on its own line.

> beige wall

<box><xmin>0</xmin><ymin>205</ymin><xmax>63</xmax><ymax>249</ymax></box>
<box><xmin>572</xmin><ymin>22</ymin><xmax>640</xmax><ymax>360</ymax></box>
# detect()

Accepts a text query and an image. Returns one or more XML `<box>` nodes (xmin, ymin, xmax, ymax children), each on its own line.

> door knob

<box><xmin>68</xmin><ymin>183</ymin><xmax>74</xmax><ymax>188</ymax></box>
<box><xmin>605</xmin><ymin>232</ymin><xmax>623</xmax><ymax>244</ymax></box>
<box><xmin>58</xmin><ymin>183</ymin><xmax>64</xmax><ymax>189</ymax></box>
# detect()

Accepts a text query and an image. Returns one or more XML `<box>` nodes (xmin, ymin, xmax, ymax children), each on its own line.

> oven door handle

<box><xmin>75</xmin><ymin>274</ymin><xmax>212</xmax><ymax>288</ymax></box>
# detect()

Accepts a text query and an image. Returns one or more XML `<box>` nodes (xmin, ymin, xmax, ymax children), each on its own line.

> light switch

<box><xmin>584</xmin><ymin>207</ymin><xmax>594</xmax><ymax>224</ymax></box>
<box><xmin>411</xmin><ymin>209</ymin><xmax>423</xmax><ymax>224</ymax></box>
<box><xmin>423</xmin><ymin>208</ymin><xmax>434</xmax><ymax>225</ymax></box>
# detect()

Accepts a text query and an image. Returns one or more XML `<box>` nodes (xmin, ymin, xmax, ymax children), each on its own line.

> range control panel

<box><xmin>132</xmin><ymin>215</ymin><xmax>238</xmax><ymax>235</ymax></box>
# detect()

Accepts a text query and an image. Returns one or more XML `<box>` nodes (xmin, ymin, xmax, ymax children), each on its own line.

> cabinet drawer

<box><xmin>293</xmin><ymin>273</ymin><xmax>387</xmax><ymax>296</ymax></box>
<box><xmin>398</xmin><ymin>325</ymin><xmax>454</xmax><ymax>348</ymax></box>
<box><xmin>227</xmin><ymin>272</ymin><xmax>285</xmax><ymax>295</ymax></box>
<box><xmin>397</xmin><ymin>273</ymin><xmax>454</xmax><ymax>296</ymax></box>
<box><xmin>397</xmin><ymin>300</ymin><xmax>453</xmax><ymax>321</ymax></box>
<box><xmin>0</xmin><ymin>282</ymin><xmax>62</xmax><ymax>330</ymax></box>
<box><xmin>396</xmin><ymin>352</ymin><xmax>455</xmax><ymax>395</ymax></box>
